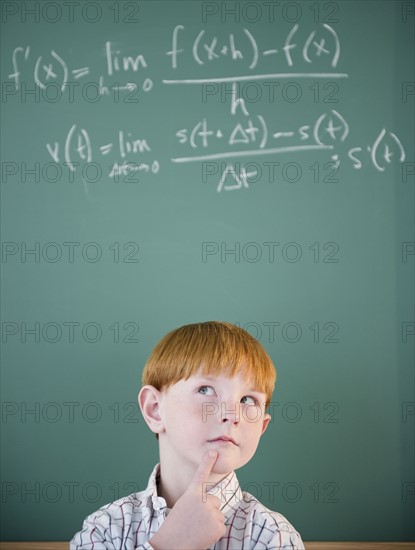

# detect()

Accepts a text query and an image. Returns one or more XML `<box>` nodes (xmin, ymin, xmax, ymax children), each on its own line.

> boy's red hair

<box><xmin>142</xmin><ymin>321</ymin><xmax>276</xmax><ymax>410</ymax></box>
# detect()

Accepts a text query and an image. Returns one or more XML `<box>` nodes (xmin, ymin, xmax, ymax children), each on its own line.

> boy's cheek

<box><xmin>242</xmin><ymin>404</ymin><xmax>265</xmax><ymax>423</ymax></box>
<box><xmin>198</xmin><ymin>400</ymin><xmax>219</xmax><ymax>421</ymax></box>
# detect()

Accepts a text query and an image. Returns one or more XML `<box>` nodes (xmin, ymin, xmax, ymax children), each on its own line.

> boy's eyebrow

<box><xmin>194</xmin><ymin>375</ymin><xmax>263</xmax><ymax>394</ymax></box>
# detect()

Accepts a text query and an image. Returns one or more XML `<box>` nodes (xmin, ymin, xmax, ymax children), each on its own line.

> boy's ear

<box><xmin>260</xmin><ymin>412</ymin><xmax>272</xmax><ymax>436</ymax></box>
<box><xmin>138</xmin><ymin>385</ymin><xmax>165</xmax><ymax>436</ymax></box>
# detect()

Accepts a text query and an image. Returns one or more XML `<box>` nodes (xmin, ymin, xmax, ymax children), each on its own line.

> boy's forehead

<box><xmin>184</xmin><ymin>370</ymin><xmax>260</xmax><ymax>391</ymax></box>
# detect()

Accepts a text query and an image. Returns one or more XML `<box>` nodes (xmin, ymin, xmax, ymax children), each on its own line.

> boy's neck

<box><xmin>156</xmin><ymin>474</ymin><xmax>175</xmax><ymax>509</ymax></box>
<box><xmin>156</xmin><ymin>449</ymin><xmax>230</xmax><ymax>509</ymax></box>
<box><xmin>156</xmin><ymin>456</ymin><xmax>193</xmax><ymax>509</ymax></box>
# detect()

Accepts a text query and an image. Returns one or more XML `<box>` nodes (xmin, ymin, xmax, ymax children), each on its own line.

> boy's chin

<box><xmin>211</xmin><ymin>454</ymin><xmax>242</xmax><ymax>474</ymax></box>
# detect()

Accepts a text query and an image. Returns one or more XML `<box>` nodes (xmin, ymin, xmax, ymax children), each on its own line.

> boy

<box><xmin>71</xmin><ymin>321</ymin><xmax>305</xmax><ymax>549</ymax></box>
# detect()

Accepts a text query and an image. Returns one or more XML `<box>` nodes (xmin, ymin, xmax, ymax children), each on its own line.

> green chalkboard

<box><xmin>1</xmin><ymin>0</ymin><xmax>414</xmax><ymax>543</ymax></box>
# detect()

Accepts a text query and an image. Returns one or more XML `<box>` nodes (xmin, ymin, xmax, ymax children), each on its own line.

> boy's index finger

<box><xmin>189</xmin><ymin>450</ymin><xmax>218</xmax><ymax>493</ymax></box>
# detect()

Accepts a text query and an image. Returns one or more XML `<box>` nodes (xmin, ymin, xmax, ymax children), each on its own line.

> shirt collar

<box><xmin>143</xmin><ymin>463</ymin><xmax>243</xmax><ymax>517</ymax></box>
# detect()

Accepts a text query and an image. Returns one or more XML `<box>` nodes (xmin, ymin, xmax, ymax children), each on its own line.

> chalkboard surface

<box><xmin>1</xmin><ymin>0</ymin><xmax>414</xmax><ymax>543</ymax></box>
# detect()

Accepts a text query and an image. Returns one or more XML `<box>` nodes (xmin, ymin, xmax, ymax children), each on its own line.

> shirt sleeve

<box><xmin>265</xmin><ymin>528</ymin><xmax>305</xmax><ymax>550</ymax></box>
<box><xmin>69</xmin><ymin>511</ymin><xmax>115</xmax><ymax>550</ymax></box>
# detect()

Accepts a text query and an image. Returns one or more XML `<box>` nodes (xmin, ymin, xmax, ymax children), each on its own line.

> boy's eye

<box><xmin>197</xmin><ymin>385</ymin><xmax>214</xmax><ymax>395</ymax></box>
<box><xmin>197</xmin><ymin>386</ymin><xmax>259</xmax><ymax>405</ymax></box>
<box><xmin>241</xmin><ymin>395</ymin><xmax>259</xmax><ymax>405</ymax></box>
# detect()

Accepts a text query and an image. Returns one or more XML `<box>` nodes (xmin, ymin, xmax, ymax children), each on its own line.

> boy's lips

<box><xmin>208</xmin><ymin>436</ymin><xmax>238</xmax><ymax>445</ymax></box>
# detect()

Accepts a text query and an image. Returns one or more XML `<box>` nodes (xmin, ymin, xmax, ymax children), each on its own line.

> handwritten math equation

<box><xmin>46</xmin><ymin>126</ymin><xmax>159</xmax><ymax>179</ymax></box>
<box><xmin>172</xmin><ymin>84</ymin><xmax>406</xmax><ymax>176</ymax></box>
<box><xmin>8</xmin><ymin>24</ymin><xmax>343</xmax><ymax>93</ymax></box>
<box><xmin>7</xmin><ymin>23</ymin><xmax>408</xmax><ymax>191</ymax></box>
<box><xmin>45</xmin><ymin>107</ymin><xmax>405</xmax><ymax>190</ymax></box>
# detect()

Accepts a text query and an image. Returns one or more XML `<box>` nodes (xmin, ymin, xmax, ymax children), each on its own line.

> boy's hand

<box><xmin>148</xmin><ymin>451</ymin><xmax>226</xmax><ymax>550</ymax></box>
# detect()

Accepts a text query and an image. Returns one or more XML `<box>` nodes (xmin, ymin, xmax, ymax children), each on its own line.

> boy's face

<box><xmin>157</xmin><ymin>367</ymin><xmax>271</xmax><ymax>475</ymax></box>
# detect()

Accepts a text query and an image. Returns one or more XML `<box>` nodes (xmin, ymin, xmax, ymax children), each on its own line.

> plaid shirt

<box><xmin>70</xmin><ymin>463</ymin><xmax>305</xmax><ymax>550</ymax></box>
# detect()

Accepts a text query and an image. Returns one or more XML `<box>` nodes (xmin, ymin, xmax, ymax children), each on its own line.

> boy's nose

<box><xmin>220</xmin><ymin>401</ymin><xmax>240</xmax><ymax>423</ymax></box>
